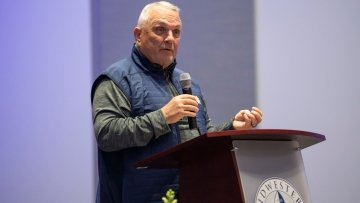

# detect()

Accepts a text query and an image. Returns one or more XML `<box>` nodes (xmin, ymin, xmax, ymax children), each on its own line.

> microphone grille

<box><xmin>180</xmin><ymin>73</ymin><xmax>191</xmax><ymax>88</ymax></box>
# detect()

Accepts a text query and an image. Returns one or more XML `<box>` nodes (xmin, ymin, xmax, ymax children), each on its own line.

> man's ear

<box><xmin>133</xmin><ymin>27</ymin><xmax>141</xmax><ymax>43</ymax></box>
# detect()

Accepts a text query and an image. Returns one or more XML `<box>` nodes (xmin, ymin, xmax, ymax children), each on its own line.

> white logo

<box><xmin>255</xmin><ymin>177</ymin><xmax>304</xmax><ymax>203</ymax></box>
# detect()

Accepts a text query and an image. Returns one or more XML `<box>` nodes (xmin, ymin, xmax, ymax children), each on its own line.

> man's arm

<box><xmin>206</xmin><ymin>115</ymin><xmax>234</xmax><ymax>133</ymax></box>
<box><xmin>92</xmin><ymin>78</ymin><xmax>171</xmax><ymax>152</ymax></box>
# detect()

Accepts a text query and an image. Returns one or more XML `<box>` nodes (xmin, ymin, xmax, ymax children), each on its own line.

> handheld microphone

<box><xmin>179</xmin><ymin>73</ymin><xmax>198</xmax><ymax>129</ymax></box>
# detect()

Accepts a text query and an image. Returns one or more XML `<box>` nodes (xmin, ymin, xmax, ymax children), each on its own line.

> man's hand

<box><xmin>161</xmin><ymin>95</ymin><xmax>199</xmax><ymax>124</ymax></box>
<box><xmin>233</xmin><ymin>107</ymin><xmax>263</xmax><ymax>130</ymax></box>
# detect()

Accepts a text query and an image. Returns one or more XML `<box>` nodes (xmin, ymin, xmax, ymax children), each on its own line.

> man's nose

<box><xmin>165</xmin><ymin>31</ymin><xmax>175</xmax><ymax>42</ymax></box>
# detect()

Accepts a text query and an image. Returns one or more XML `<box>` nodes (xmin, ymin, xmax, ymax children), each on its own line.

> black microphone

<box><xmin>180</xmin><ymin>73</ymin><xmax>198</xmax><ymax>129</ymax></box>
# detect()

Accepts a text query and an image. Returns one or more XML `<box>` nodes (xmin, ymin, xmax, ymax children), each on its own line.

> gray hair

<box><xmin>136</xmin><ymin>1</ymin><xmax>181</xmax><ymax>28</ymax></box>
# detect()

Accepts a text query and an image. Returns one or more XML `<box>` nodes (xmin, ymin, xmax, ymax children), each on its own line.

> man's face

<box><xmin>134</xmin><ymin>7</ymin><xmax>182</xmax><ymax>68</ymax></box>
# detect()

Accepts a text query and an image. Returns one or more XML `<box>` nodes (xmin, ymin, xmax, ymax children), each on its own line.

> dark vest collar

<box><xmin>131</xmin><ymin>45</ymin><xmax>177</xmax><ymax>76</ymax></box>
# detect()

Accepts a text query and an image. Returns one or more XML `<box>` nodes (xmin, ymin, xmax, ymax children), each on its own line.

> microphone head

<box><xmin>180</xmin><ymin>73</ymin><xmax>192</xmax><ymax>88</ymax></box>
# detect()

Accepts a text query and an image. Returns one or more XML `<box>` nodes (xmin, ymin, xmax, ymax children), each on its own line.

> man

<box><xmin>91</xmin><ymin>1</ymin><xmax>263</xmax><ymax>202</ymax></box>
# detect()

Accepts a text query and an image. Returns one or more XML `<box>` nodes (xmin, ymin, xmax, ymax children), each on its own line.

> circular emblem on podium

<box><xmin>255</xmin><ymin>177</ymin><xmax>304</xmax><ymax>203</ymax></box>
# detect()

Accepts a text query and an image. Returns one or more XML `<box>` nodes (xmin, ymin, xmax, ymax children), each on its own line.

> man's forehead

<box><xmin>151</xmin><ymin>19</ymin><xmax>182</xmax><ymax>27</ymax></box>
<box><xmin>147</xmin><ymin>8</ymin><xmax>181</xmax><ymax>26</ymax></box>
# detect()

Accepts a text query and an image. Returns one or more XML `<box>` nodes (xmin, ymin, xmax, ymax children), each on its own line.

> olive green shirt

<box><xmin>92</xmin><ymin>78</ymin><xmax>234</xmax><ymax>152</ymax></box>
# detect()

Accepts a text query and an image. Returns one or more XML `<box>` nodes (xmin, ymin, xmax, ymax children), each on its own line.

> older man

<box><xmin>91</xmin><ymin>1</ymin><xmax>262</xmax><ymax>202</ymax></box>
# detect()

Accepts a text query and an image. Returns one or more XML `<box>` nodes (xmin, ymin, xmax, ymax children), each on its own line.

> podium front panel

<box><xmin>233</xmin><ymin>140</ymin><xmax>311</xmax><ymax>203</ymax></box>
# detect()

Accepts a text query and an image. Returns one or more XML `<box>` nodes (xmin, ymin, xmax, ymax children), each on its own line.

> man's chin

<box><xmin>157</xmin><ymin>57</ymin><xmax>174</xmax><ymax>68</ymax></box>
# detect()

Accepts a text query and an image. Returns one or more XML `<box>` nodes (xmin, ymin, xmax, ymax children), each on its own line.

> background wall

<box><xmin>0</xmin><ymin>1</ymin><xmax>94</xmax><ymax>202</ymax></box>
<box><xmin>256</xmin><ymin>0</ymin><xmax>360</xmax><ymax>202</ymax></box>
<box><xmin>0</xmin><ymin>0</ymin><xmax>358</xmax><ymax>202</ymax></box>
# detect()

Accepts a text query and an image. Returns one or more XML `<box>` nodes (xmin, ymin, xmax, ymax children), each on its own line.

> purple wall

<box><xmin>256</xmin><ymin>0</ymin><xmax>360</xmax><ymax>201</ymax></box>
<box><xmin>3</xmin><ymin>0</ymin><xmax>356</xmax><ymax>202</ymax></box>
<box><xmin>0</xmin><ymin>1</ymin><xmax>94</xmax><ymax>202</ymax></box>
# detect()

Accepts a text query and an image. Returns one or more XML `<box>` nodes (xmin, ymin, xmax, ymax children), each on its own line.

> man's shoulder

<box><xmin>105</xmin><ymin>57</ymin><xmax>137</xmax><ymax>75</ymax></box>
<box><xmin>91</xmin><ymin>57</ymin><xmax>134</xmax><ymax>101</ymax></box>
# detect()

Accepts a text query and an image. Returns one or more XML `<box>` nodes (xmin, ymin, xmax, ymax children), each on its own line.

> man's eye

<box><xmin>173</xmin><ymin>29</ymin><xmax>181</xmax><ymax>37</ymax></box>
<box><xmin>155</xmin><ymin>27</ymin><xmax>166</xmax><ymax>34</ymax></box>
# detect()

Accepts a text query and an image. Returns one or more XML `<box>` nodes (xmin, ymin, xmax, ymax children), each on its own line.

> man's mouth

<box><xmin>161</xmin><ymin>48</ymin><xmax>173</xmax><ymax>52</ymax></box>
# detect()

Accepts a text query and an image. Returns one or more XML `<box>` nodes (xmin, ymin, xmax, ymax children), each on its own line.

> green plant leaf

<box><xmin>162</xmin><ymin>189</ymin><xmax>178</xmax><ymax>203</ymax></box>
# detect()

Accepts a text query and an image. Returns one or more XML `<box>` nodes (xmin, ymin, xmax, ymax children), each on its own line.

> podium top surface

<box><xmin>135</xmin><ymin>129</ymin><xmax>326</xmax><ymax>169</ymax></box>
<box><xmin>208</xmin><ymin>129</ymin><xmax>325</xmax><ymax>147</ymax></box>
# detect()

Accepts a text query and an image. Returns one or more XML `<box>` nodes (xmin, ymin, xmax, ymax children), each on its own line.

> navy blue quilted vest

<box><xmin>91</xmin><ymin>46</ymin><xmax>207</xmax><ymax>203</ymax></box>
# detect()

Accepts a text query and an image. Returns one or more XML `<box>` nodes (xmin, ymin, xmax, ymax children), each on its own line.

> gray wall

<box><xmin>92</xmin><ymin>0</ymin><xmax>257</xmax><ymax>124</ymax></box>
<box><xmin>256</xmin><ymin>0</ymin><xmax>360</xmax><ymax>202</ymax></box>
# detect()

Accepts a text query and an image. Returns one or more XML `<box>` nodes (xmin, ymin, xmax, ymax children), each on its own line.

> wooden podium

<box><xmin>135</xmin><ymin>129</ymin><xmax>325</xmax><ymax>203</ymax></box>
